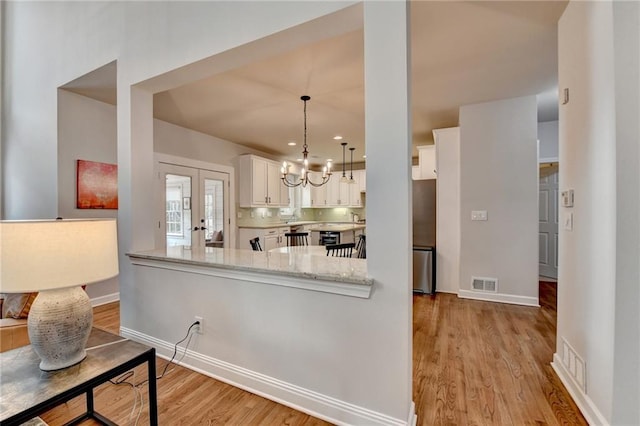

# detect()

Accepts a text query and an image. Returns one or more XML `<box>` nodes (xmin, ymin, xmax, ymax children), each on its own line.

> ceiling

<box><xmin>65</xmin><ymin>1</ymin><xmax>568</xmax><ymax>165</ymax></box>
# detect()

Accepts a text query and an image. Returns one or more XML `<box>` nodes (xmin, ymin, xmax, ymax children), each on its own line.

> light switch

<box><xmin>471</xmin><ymin>210</ymin><xmax>488</xmax><ymax>221</ymax></box>
<box><xmin>564</xmin><ymin>212</ymin><xmax>573</xmax><ymax>231</ymax></box>
<box><xmin>561</xmin><ymin>190</ymin><xmax>574</xmax><ymax>207</ymax></box>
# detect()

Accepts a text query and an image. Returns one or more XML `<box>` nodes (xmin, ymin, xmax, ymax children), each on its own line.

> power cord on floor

<box><xmin>156</xmin><ymin>320</ymin><xmax>199</xmax><ymax>380</ymax></box>
<box><xmin>108</xmin><ymin>320</ymin><xmax>200</xmax><ymax>425</ymax></box>
<box><xmin>110</xmin><ymin>370</ymin><xmax>143</xmax><ymax>425</ymax></box>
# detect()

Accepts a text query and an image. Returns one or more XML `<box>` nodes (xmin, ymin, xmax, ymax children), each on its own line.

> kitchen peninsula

<box><xmin>127</xmin><ymin>245</ymin><xmax>372</xmax><ymax>298</ymax></box>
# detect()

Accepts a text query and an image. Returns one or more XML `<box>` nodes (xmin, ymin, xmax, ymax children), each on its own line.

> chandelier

<box><xmin>281</xmin><ymin>95</ymin><xmax>332</xmax><ymax>188</ymax></box>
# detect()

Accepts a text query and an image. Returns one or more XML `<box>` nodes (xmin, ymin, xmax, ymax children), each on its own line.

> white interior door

<box><xmin>539</xmin><ymin>167</ymin><xmax>559</xmax><ymax>278</ymax></box>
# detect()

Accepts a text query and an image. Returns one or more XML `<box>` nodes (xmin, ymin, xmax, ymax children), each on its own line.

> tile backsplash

<box><xmin>237</xmin><ymin>206</ymin><xmax>365</xmax><ymax>227</ymax></box>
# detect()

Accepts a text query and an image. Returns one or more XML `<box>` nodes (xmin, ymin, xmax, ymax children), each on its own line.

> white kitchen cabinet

<box><xmin>415</xmin><ymin>145</ymin><xmax>437</xmax><ymax>180</ymax></box>
<box><xmin>266</xmin><ymin>161</ymin><xmax>283</xmax><ymax>205</ymax></box>
<box><xmin>327</xmin><ymin>175</ymin><xmax>350</xmax><ymax>206</ymax></box>
<box><xmin>359</xmin><ymin>169</ymin><xmax>366</xmax><ymax>193</ymax></box>
<box><xmin>238</xmin><ymin>226</ymin><xmax>289</xmax><ymax>250</ymax></box>
<box><xmin>279</xmin><ymin>176</ymin><xmax>291</xmax><ymax>206</ymax></box>
<box><xmin>239</xmin><ymin>155</ymin><xmax>288</xmax><ymax>207</ymax></box>
<box><xmin>412</xmin><ymin>166</ymin><xmax>421</xmax><ymax>180</ymax></box>
<box><xmin>349</xmin><ymin>170</ymin><xmax>364</xmax><ymax>207</ymax></box>
<box><xmin>263</xmin><ymin>229</ymin><xmax>280</xmax><ymax>251</ymax></box>
<box><xmin>301</xmin><ymin>172</ymin><xmax>328</xmax><ymax>207</ymax></box>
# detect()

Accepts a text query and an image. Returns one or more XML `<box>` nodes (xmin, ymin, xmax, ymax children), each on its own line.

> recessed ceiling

<box><xmin>62</xmin><ymin>2</ymin><xmax>569</xmax><ymax>165</ymax></box>
<box><xmin>155</xmin><ymin>1</ymin><xmax>567</xmax><ymax>164</ymax></box>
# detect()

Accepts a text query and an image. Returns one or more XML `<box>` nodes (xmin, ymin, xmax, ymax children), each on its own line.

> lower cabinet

<box><xmin>238</xmin><ymin>227</ymin><xmax>289</xmax><ymax>250</ymax></box>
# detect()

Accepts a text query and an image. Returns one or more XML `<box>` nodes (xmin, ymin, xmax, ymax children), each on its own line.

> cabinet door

<box><xmin>341</xmin><ymin>230</ymin><xmax>355</xmax><ymax>244</ymax></box>
<box><xmin>264</xmin><ymin>235</ymin><xmax>279</xmax><ymax>251</ymax></box>
<box><xmin>251</xmin><ymin>158</ymin><xmax>268</xmax><ymax>205</ymax></box>
<box><xmin>326</xmin><ymin>176</ymin><xmax>342</xmax><ymax>206</ymax></box>
<box><xmin>311</xmin><ymin>172</ymin><xmax>327</xmax><ymax>207</ymax></box>
<box><xmin>349</xmin><ymin>171</ymin><xmax>362</xmax><ymax>207</ymax></box>
<box><xmin>266</xmin><ymin>162</ymin><xmax>281</xmax><ymax>205</ymax></box>
<box><xmin>277</xmin><ymin>227</ymin><xmax>289</xmax><ymax>247</ymax></box>
<box><xmin>359</xmin><ymin>168</ymin><xmax>366</xmax><ymax>192</ymax></box>
<box><xmin>339</xmin><ymin>180</ymin><xmax>350</xmax><ymax>206</ymax></box>
<box><xmin>279</xmin><ymin>181</ymin><xmax>290</xmax><ymax>207</ymax></box>
<box><xmin>301</xmin><ymin>185</ymin><xmax>312</xmax><ymax>208</ymax></box>
<box><xmin>418</xmin><ymin>145</ymin><xmax>436</xmax><ymax>179</ymax></box>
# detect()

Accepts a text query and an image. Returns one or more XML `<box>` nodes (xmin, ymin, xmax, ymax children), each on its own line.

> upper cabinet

<box><xmin>349</xmin><ymin>170</ymin><xmax>364</xmax><ymax>207</ymax></box>
<box><xmin>301</xmin><ymin>169</ymin><xmax>365</xmax><ymax>208</ymax></box>
<box><xmin>326</xmin><ymin>175</ymin><xmax>350</xmax><ymax>207</ymax></box>
<box><xmin>239</xmin><ymin>155</ymin><xmax>289</xmax><ymax>207</ymax></box>
<box><xmin>413</xmin><ymin>145</ymin><xmax>437</xmax><ymax>180</ymax></box>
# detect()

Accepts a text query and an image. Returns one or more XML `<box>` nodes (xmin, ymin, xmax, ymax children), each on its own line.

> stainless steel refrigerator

<box><xmin>412</xmin><ymin>179</ymin><xmax>436</xmax><ymax>294</ymax></box>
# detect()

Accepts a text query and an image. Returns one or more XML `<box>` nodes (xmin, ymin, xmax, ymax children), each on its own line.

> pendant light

<box><xmin>281</xmin><ymin>96</ymin><xmax>332</xmax><ymax>188</ymax></box>
<box><xmin>348</xmin><ymin>147</ymin><xmax>356</xmax><ymax>184</ymax></box>
<box><xmin>340</xmin><ymin>142</ymin><xmax>349</xmax><ymax>183</ymax></box>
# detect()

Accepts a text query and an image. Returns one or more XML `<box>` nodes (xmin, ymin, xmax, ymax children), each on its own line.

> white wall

<box><xmin>458</xmin><ymin>96</ymin><xmax>539</xmax><ymax>305</ymax></box>
<box><xmin>57</xmin><ymin>89</ymin><xmax>119</xmax><ymax>303</ymax></box>
<box><xmin>2</xmin><ymin>2</ymin><xmax>414</xmax><ymax>424</ymax></box>
<box><xmin>434</xmin><ymin>127</ymin><xmax>460</xmax><ymax>294</ymax></box>
<box><xmin>154</xmin><ymin>119</ymin><xmax>279</xmax><ymax>166</ymax></box>
<box><xmin>611</xmin><ymin>1</ymin><xmax>640</xmax><ymax>423</ymax></box>
<box><xmin>538</xmin><ymin>120</ymin><xmax>559</xmax><ymax>161</ymax></box>
<box><xmin>555</xmin><ymin>1</ymin><xmax>639</xmax><ymax>423</ymax></box>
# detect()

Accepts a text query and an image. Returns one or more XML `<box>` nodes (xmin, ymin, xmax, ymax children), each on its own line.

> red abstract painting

<box><xmin>76</xmin><ymin>160</ymin><xmax>118</xmax><ymax>209</ymax></box>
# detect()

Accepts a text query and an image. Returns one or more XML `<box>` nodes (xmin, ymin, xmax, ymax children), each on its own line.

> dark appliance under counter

<box><xmin>413</xmin><ymin>245</ymin><xmax>435</xmax><ymax>294</ymax></box>
<box><xmin>319</xmin><ymin>231</ymin><xmax>340</xmax><ymax>246</ymax></box>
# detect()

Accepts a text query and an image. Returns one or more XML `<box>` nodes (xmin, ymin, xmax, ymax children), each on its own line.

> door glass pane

<box><xmin>166</xmin><ymin>174</ymin><xmax>192</xmax><ymax>248</ymax></box>
<box><xmin>203</xmin><ymin>178</ymin><xmax>224</xmax><ymax>247</ymax></box>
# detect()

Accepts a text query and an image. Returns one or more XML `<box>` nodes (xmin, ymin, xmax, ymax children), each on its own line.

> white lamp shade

<box><xmin>0</xmin><ymin>219</ymin><xmax>119</xmax><ymax>293</ymax></box>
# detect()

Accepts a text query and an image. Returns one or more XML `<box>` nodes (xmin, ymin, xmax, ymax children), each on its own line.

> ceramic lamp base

<box><xmin>27</xmin><ymin>286</ymin><xmax>93</xmax><ymax>371</ymax></box>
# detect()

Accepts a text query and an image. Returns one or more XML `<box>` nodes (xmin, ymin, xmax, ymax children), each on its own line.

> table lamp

<box><xmin>0</xmin><ymin>219</ymin><xmax>118</xmax><ymax>371</ymax></box>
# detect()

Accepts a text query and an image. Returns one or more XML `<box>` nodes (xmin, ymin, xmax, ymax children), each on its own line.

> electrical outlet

<box><xmin>194</xmin><ymin>316</ymin><xmax>203</xmax><ymax>334</ymax></box>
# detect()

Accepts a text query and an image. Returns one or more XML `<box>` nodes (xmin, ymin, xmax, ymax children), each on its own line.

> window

<box><xmin>166</xmin><ymin>186</ymin><xmax>183</xmax><ymax>236</ymax></box>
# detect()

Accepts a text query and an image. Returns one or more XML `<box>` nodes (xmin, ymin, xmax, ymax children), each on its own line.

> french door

<box><xmin>158</xmin><ymin>163</ymin><xmax>230</xmax><ymax>250</ymax></box>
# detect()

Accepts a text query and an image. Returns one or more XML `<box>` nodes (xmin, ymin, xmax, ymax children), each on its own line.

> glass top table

<box><xmin>0</xmin><ymin>327</ymin><xmax>158</xmax><ymax>425</ymax></box>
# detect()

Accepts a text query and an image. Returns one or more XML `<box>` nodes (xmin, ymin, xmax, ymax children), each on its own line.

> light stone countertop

<box><xmin>237</xmin><ymin>222</ymin><xmax>366</xmax><ymax>232</ymax></box>
<box><xmin>127</xmin><ymin>246</ymin><xmax>372</xmax><ymax>287</ymax></box>
<box><xmin>236</xmin><ymin>221</ymin><xmax>317</xmax><ymax>229</ymax></box>
<box><xmin>306</xmin><ymin>223</ymin><xmax>366</xmax><ymax>232</ymax></box>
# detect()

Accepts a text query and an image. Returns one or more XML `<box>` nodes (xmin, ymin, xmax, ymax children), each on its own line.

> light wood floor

<box><xmin>41</xmin><ymin>282</ymin><xmax>585</xmax><ymax>425</ymax></box>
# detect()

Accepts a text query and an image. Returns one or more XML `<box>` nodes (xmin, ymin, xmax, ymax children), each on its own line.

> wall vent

<box><xmin>471</xmin><ymin>277</ymin><xmax>498</xmax><ymax>293</ymax></box>
<box><xmin>561</xmin><ymin>338</ymin><xmax>587</xmax><ymax>392</ymax></box>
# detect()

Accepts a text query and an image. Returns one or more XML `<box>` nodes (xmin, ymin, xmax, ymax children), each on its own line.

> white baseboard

<box><xmin>458</xmin><ymin>290</ymin><xmax>539</xmax><ymax>307</ymax></box>
<box><xmin>90</xmin><ymin>292</ymin><xmax>119</xmax><ymax>307</ymax></box>
<box><xmin>408</xmin><ymin>401</ymin><xmax>417</xmax><ymax>426</ymax></box>
<box><xmin>551</xmin><ymin>354</ymin><xmax>609</xmax><ymax>426</ymax></box>
<box><xmin>120</xmin><ymin>327</ymin><xmax>413</xmax><ymax>426</ymax></box>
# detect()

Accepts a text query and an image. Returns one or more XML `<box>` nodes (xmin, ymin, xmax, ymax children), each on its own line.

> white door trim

<box><xmin>154</xmin><ymin>154</ymin><xmax>236</xmax><ymax>249</ymax></box>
